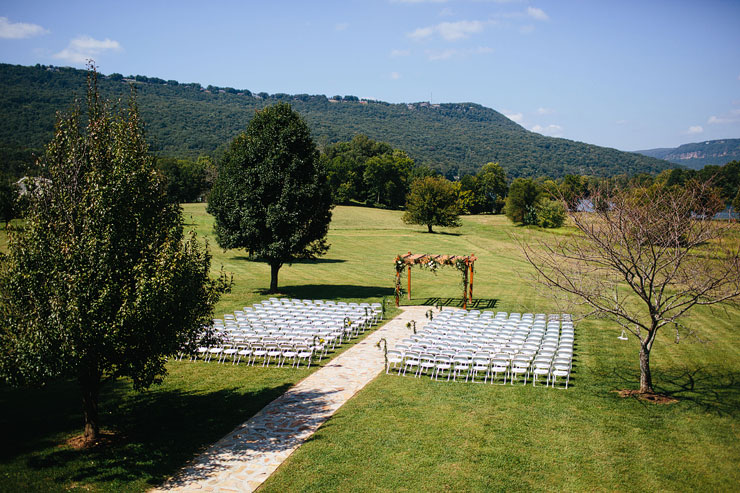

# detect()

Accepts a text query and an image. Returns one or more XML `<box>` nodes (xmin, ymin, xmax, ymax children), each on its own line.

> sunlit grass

<box><xmin>1</xmin><ymin>204</ymin><xmax>739</xmax><ymax>491</ymax></box>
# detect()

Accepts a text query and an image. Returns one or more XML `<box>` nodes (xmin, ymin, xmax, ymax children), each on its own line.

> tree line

<box><xmin>3</xmin><ymin>131</ymin><xmax>739</xmax><ymax>230</ymax></box>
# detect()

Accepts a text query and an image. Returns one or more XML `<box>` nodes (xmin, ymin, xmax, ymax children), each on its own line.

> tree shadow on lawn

<box><xmin>160</xmin><ymin>386</ymin><xmax>343</xmax><ymax>488</ymax></box>
<box><xmin>605</xmin><ymin>364</ymin><xmax>740</xmax><ymax>416</ymax></box>
<box><xmin>260</xmin><ymin>284</ymin><xmax>395</xmax><ymax>300</ymax></box>
<box><xmin>2</xmin><ymin>379</ymin><xmax>297</xmax><ymax>488</ymax></box>
<box><xmin>232</xmin><ymin>256</ymin><xmax>347</xmax><ymax>264</ymax></box>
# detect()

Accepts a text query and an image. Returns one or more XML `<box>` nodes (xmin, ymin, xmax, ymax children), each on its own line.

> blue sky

<box><xmin>1</xmin><ymin>0</ymin><xmax>739</xmax><ymax>151</ymax></box>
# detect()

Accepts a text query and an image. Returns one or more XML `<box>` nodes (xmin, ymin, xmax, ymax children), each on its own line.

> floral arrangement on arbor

<box><xmin>394</xmin><ymin>252</ymin><xmax>477</xmax><ymax>308</ymax></box>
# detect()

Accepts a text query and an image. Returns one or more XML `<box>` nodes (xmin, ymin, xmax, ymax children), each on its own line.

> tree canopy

<box><xmin>207</xmin><ymin>102</ymin><xmax>333</xmax><ymax>292</ymax></box>
<box><xmin>0</xmin><ymin>68</ymin><xmax>228</xmax><ymax>442</ymax></box>
<box><xmin>504</xmin><ymin>178</ymin><xmax>541</xmax><ymax>225</ymax></box>
<box><xmin>403</xmin><ymin>176</ymin><xmax>462</xmax><ymax>233</ymax></box>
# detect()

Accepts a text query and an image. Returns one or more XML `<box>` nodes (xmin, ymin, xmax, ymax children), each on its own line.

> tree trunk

<box><xmin>639</xmin><ymin>345</ymin><xmax>653</xmax><ymax>394</ymax></box>
<box><xmin>639</xmin><ymin>329</ymin><xmax>657</xmax><ymax>394</ymax></box>
<box><xmin>427</xmin><ymin>224</ymin><xmax>433</xmax><ymax>233</ymax></box>
<box><xmin>269</xmin><ymin>262</ymin><xmax>281</xmax><ymax>293</ymax></box>
<box><xmin>81</xmin><ymin>373</ymin><xmax>101</xmax><ymax>442</ymax></box>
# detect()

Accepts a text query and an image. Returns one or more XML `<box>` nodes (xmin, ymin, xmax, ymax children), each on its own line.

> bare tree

<box><xmin>521</xmin><ymin>181</ymin><xmax>740</xmax><ymax>395</ymax></box>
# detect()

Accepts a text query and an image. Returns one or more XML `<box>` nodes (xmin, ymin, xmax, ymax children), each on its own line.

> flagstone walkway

<box><xmin>154</xmin><ymin>305</ymin><xmax>433</xmax><ymax>493</ymax></box>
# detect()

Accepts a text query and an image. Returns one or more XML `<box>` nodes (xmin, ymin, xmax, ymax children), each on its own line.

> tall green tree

<box><xmin>504</xmin><ymin>177</ymin><xmax>541</xmax><ymax>225</ymax></box>
<box><xmin>363</xmin><ymin>150</ymin><xmax>414</xmax><ymax>208</ymax></box>
<box><xmin>0</xmin><ymin>67</ymin><xmax>228</xmax><ymax>443</ymax></box>
<box><xmin>156</xmin><ymin>156</ymin><xmax>208</xmax><ymax>203</ymax></box>
<box><xmin>322</xmin><ymin>135</ymin><xmax>396</xmax><ymax>205</ymax></box>
<box><xmin>208</xmin><ymin>103</ymin><xmax>333</xmax><ymax>292</ymax></box>
<box><xmin>477</xmin><ymin>162</ymin><xmax>508</xmax><ymax>213</ymax></box>
<box><xmin>403</xmin><ymin>176</ymin><xmax>461</xmax><ymax>233</ymax></box>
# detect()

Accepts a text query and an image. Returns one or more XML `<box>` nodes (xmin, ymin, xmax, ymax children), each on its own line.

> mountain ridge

<box><xmin>636</xmin><ymin>139</ymin><xmax>740</xmax><ymax>169</ymax></box>
<box><xmin>0</xmin><ymin>63</ymin><xmax>672</xmax><ymax>179</ymax></box>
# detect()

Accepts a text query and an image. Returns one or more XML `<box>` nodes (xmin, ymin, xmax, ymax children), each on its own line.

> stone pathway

<box><xmin>154</xmin><ymin>305</ymin><xmax>432</xmax><ymax>493</ymax></box>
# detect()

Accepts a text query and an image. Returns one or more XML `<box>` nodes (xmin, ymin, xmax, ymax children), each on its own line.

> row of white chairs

<box><xmin>385</xmin><ymin>351</ymin><xmax>572</xmax><ymax>388</ymax></box>
<box><xmin>386</xmin><ymin>310</ymin><xmax>574</xmax><ymax>388</ymax></box>
<box><xmin>184</xmin><ymin>298</ymin><xmax>384</xmax><ymax>366</ymax></box>
<box><xmin>184</xmin><ymin>341</ymin><xmax>320</xmax><ymax>368</ymax></box>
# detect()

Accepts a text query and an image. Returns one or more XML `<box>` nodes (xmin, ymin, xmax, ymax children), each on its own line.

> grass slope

<box><xmin>1</xmin><ymin>205</ymin><xmax>739</xmax><ymax>491</ymax></box>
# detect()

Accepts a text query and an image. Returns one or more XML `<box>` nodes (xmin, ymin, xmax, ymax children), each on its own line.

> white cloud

<box><xmin>409</xmin><ymin>20</ymin><xmax>485</xmax><ymax>41</ymax></box>
<box><xmin>390</xmin><ymin>72</ymin><xmax>402</xmax><ymax>80</ymax></box>
<box><xmin>390</xmin><ymin>48</ymin><xmax>411</xmax><ymax>57</ymax></box>
<box><xmin>0</xmin><ymin>17</ymin><xmax>48</xmax><ymax>39</ymax></box>
<box><xmin>439</xmin><ymin>7</ymin><xmax>454</xmax><ymax>17</ymax></box>
<box><xmin>53</xmin><ymin>36</ymin><xmax>122</xmax><ymax>64</ymax></box>
<box><xmin>707</xmin><ymin>109</ymin><xmax>740</xmax><ymax>125</ymax></box>
<box><xmin>504</xmin><ymin>112</ymin><xmax>524</xmax><ymax>123</ymax></box>
<box><xmin>615</xmin><ymin>119</ymin><xmax>628</xmax><ymax>125</ymax></box>
<box><xmin>531</xmin><ymin>124</ymin><xmax>563</xmax><ymax>137</ymax></box>
<box><xmin>426</xmin><ymin>46</ymin><xmax>492</xmax><ymax>61</ymax></box>
<box><xmin>686</xmin><ymin>125</ymin><xmax>704</xmax><ymax>134</ymax></box>
<box><xmin>536</xmin><ymin>107</ymin><xmax>554</xmax><ymax>115</ymax></box>
<box><xmin>527</xmin><ymin>7</ymin><xmax>549</xmax><ymax>21</ymax></box>
<box><xmin>409</xmin><ymin>26</ymin><xmax>435</xmax><ymax>40</ymax></box>
<box><xmin>335</xmin><ymin>22</ymin><xmax>349</xmax><ymax>31</ymax></box>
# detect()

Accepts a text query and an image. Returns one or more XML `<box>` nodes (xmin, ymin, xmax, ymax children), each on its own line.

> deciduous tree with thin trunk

<box><xmin>207</xmin><ymin>103</ymin><xmax>332</xmax><ymax>293</ymax></box>
<box><xmin>521</xmin><ymin>181</ymin><xmax>740</xmax><ymax>395</ymax></box>
<box><xmin>0</xmin><ymin>65</ymin><xmax>229</xmax><ymax>443</ymax></box>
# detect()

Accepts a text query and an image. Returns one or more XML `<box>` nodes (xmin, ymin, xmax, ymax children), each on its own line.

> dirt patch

<box><xmin>612</xmin><ymin>389</ymin><xmax>678</xmax><ymax>404</ymax></box>
<box><xmin>63</xmin><ymin>430</ymin><xmax>123</xmax><ymax>450</ymax></box>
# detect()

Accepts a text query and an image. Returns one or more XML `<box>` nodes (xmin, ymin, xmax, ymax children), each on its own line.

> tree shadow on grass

<box><xmin>232</xmin><ymin>256</ymin><xmax>346</xmax><ymax>264</ymax></box>
<box><xmin>604</xmin><ymin>364</ymin><xmax>740</xmax><ymax>417</ymax></box>
<box><xmin>259</xmin><ymin>284</ymin><xmax>395</xmax><ymax>300</ymax></box>
<box><xmin>1</xmin><ymin>378</ymin><xmax>303</xmax><ymax>489</ymax></box>
<box><xmin>159</xmin><ymin>386</ymin><xmax>342</xmax><ymax>488</ymax></box>
<box><xmin>652</xmin><ymin>366</ymin><xmax>740</xmax><ymax>417</ymax></box>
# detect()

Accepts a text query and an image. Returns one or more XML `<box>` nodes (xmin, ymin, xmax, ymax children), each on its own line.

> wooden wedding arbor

<box><xmin>394</xmin><ymin>252</ymin><xmax>478</xmax><ymax>308</ymax></box>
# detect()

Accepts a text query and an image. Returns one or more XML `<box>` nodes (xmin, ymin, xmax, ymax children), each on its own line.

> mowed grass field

<box><xmin>1</xmin><ymin>204</ymin><xmax>739</xmax><ymax>492</ymax></box>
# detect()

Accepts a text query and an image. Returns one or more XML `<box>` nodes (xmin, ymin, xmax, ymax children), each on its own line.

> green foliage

<box><xmin>653</xmin><ymin>160</ymin><xmax>740</xmax><ymax>205</ymax></box>
<box><xmin>477</xmin><ymin>162</ymin><xmax>508</xmax><ymax>213</ymax></box>
<box><xmin>0</xmin><ymin>67</ymin><xmax>228</xmax><ymax>440</ymax></box>
<box><xmin>402</xmin><ymin>176</ymin><xmax>461</xmax><ymax>233</ymax></box>
<box><xmin>363</xmin><ymin>150</ymin><xmax>414</xmax><ymax>208</ymax></box>
<box><xmin>207</xmin><ymin>102</ymin><xmax>333</xmax><ymax>292</ymax></box>
<box><xmin>733</xmin><ymin>189</ymin><xmax>740</xmax><ymax>214</ymax></box>
<box><xmin>156</xmin><ymin>156</ymin><xmax>208</xmax><ymax>203</ymax></box>
<box><xmin>536</xmin><ymin>198</ymin><xmax>566</xmax><ymax>228</ymax></box>
<box><xmin>323</xmin><ymin>134</ymin><xmax>411</xmax><ymax>206</ymax></box>
<box><xmin>504</xmin><ymin>178</ymin><xmax>542</xmax><ymax>225</ymax></box>
<box><xmin>0</xmin><ymin>63</ymin><xmax>672</xmax><ymax>181</ymax></box>
<box><xmin>559</xmin><ymin>174</ymin><xmax>586</xmax><ymax>208</ymax></box>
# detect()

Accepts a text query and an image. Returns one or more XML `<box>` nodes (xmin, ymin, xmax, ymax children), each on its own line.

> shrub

<box><xmin>537</xmin><ymin>198</ymin><xmax>567</xmax><ymax>228</ymax></box>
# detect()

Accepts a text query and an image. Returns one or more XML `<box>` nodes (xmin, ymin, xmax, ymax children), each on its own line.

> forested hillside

<box><xmin>0</xmin><ymin>63</ymin><xmax>671</xmax><ymax>178</ymax></box>
<box><xmin>637</xmin><ymin>139</ymin><xmax>740</xmax><ymax>169</ymax></box>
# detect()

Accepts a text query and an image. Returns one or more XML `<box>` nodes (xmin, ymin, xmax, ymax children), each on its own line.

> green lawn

<box><xmin>2</xmin><ymin>204</ymin><xmax>739</xmax><ymax>491</ymax></box>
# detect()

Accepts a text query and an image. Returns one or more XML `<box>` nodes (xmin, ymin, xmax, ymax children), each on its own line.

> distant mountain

<box><xmin>636</xmin><ymin>139</ymin><xmax>740</xmax><ymax>169</ymax></box>
<box><xmin>0</xmin><ymin>63</ymin><xmax>672</xmax><ymax>179</ymax></box>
